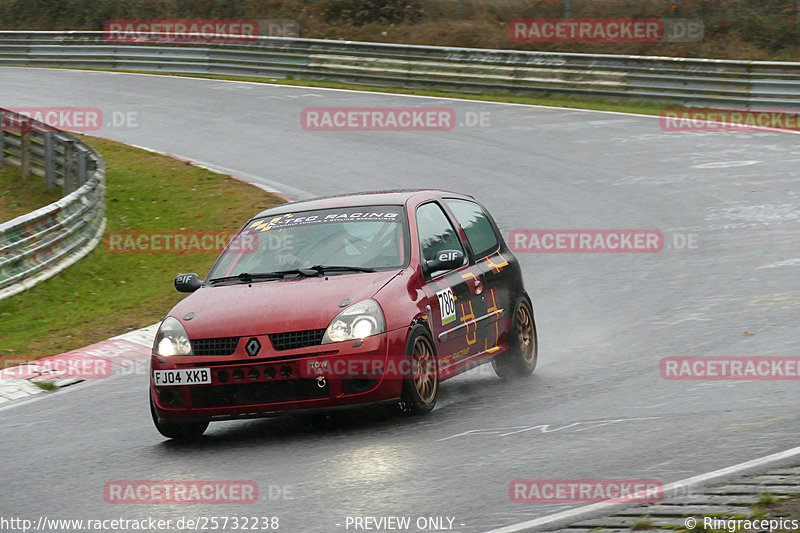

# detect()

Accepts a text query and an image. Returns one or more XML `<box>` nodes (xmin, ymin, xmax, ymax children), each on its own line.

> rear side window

<box><xmin>444</xmin><ymin>199</ymin><xmax>499</xmax><ymax>258</ymax></box>
<box><xmin>416</xmin><ymin>202</ymin><xmax>464</xmax><ymax>264</ymax></box>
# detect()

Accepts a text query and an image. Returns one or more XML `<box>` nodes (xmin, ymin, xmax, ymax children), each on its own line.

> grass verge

<box><xmin>0</xmin><ymin>164</ymin><xmax>62</xmax><ymax>224</ymax></box>
<box><xmin>0</xmin><ymin>136</ymin><xmax>284</xmax><ymax>359</ymax></box>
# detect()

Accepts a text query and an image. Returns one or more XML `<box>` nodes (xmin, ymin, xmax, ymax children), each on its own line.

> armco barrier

<box><xmin>0</xmin><ymin>107</ymin><xmax>106</xmax><ymax>300</ymax></box>
<box><xmin>0</xmin><ymin>31</ymin><xmax>798</xmax><ymax>110</ymax></box>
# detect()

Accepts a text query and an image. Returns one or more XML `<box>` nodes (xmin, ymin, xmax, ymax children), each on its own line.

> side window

<box><xmin>444</xmin><ymin>199</ymin><xmax>499</xmax><ymax>258</ymax></box>
<box><xmin>416</xmin><ymin>202</ymin><xmax>464</xmax><ymax>267</ymax></box>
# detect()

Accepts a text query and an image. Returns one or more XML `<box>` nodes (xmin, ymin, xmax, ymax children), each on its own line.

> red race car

<box><xmin>150</xmin><ymin>190</ymin><xmax>537</xmax><ymax>439</ymax></box>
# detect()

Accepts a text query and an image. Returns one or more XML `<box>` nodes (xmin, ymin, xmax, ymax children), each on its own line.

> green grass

<box><xmin>630</xmin><ymin>518</ymin><xmax>655</xmax><ymax>530</ymax></box>
<box><xmin>0</xmin><ymin>136</ymin><xmax>285</xmax><ymax>359</ymax></box>
<box><xmin>755</xmin><ymin>493</ymin><xmax>778</xmax><ymax>506</ymax></box>
<box><xmin>0</xmin><ymin>164</ymin><xmax>63</xmax><ymax>224</ymax></box>
<box><xmin>33</xmin><ymin>380</ymin><xmax>58</xmax><ymax>391</ymax></box>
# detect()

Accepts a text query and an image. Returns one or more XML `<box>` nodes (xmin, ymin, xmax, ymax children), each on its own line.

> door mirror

<box><xmin>174</xmin><ymin>273</ymin><xmax>202</xmax><ymax>293</ymax></box>
<box><xmin>425</xmin><ymin>249</ymin><xmax>464</xmax><ymax>273</ymax></box>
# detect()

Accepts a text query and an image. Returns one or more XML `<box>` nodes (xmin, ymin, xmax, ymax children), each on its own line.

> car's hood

<box><xmin>168</xmin><ymin>270</ymin><xmax>401</xmax><ymax>338</ymax></box>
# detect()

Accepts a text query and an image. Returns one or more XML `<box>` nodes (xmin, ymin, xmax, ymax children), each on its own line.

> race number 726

<box><xmin>436</xmin><ymin>287</ymin><xmax>456</xmax><ymax>325</ymax></box>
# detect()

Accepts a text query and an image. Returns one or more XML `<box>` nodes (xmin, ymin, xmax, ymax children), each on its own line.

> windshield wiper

<box><xmin>207</xmin><ymin>270</ymin><xmax>304</xmax><ymax>284</ymax></box>
<box><xmin>304</xmin><ymin>264</ymin><xmax>377</xmax><ymax>275</ymax></box>
<box><xmin>208</xmin><ymin>266</ymin><xmax>375</xmax><ymax>285</ymax></box>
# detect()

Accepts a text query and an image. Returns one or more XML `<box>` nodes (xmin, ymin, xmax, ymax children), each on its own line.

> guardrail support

<box><xmin>44</xmin><ymin>131</ymin><xmax>55</xmax><ymax>188</ymax></box>
<box><xmin>77</xmin><ymin>150</ymin><xmax>87</xmax><ymax>186</ymax></box>
<box><xmin>20</xmin><ymin>130</ymin><xmax>30</xmax><ymax>179</ymax></box>
<box><xmin>62</xmin><ymin>139</ymin><xmax>75</xmax><ymax>194</ymax></box>
<box><xmin>0</xmin><ymin>125</ymin><xmax>4</xmax><ymax>167</ymax></box>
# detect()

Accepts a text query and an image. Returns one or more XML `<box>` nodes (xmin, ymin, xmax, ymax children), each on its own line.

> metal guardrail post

<box><xmin>20</xmin><ymin>130</ymin><xmax>30</xmax><ymax>179</ymax></box>
<box><xmin>62</xmin><ymin>139</ymin><xmax>75</xmax><ymax>194</ymax></box>
<box><xmin>77</xmin><ymin>149</ymin><xmax>87</xmax><ymax>186</ymax></box>
<box><xmin>44</xmin><ymin>131</ymin><xmax>55</xmax><ymax>187</ymax></box>
<box><xmin>0</xmin><ymin>124</ymin><xmax>4</xmax><ymax>167</ymax></box>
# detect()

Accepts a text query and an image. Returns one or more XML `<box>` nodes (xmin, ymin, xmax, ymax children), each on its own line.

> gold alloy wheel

<box><xmin>517</xmin><ymin>303</ymin><xmax>536</xmax><ymax>364</ymax></box>
<box><xmin>412</xmin><ymin>335</ymin><xmax>438</xmax><ymax>404</ymax></box>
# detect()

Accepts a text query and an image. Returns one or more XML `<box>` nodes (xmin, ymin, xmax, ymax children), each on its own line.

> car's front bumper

<box><xmin>150</xmin><ymin>328</ymin><xmax>409</xmax><ymax>421</ymax></box>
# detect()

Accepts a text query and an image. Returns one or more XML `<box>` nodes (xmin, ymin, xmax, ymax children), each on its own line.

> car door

<box><xmin>442</xmin><ymin>198</ymin><xmax>514</xmax><ymax>363</ymax></box>
<box><xmin>415</xmin><ymin>201</ymin><xmax>482</xmax><ymax>378</ymax></box>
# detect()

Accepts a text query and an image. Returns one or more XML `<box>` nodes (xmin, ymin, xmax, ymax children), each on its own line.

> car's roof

<box><xmin>252</xmin><ymin>189</ymin><xmax>475</xmax><ymax>219</ymax></box>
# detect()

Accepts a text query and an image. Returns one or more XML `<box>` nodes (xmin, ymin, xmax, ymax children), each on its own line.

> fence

<box><xmin>0</xmin><ymin>31</ymin><xmax>799</xmax><ymax>109</ymax></box>
<box><xmin>0</xmin><ymin>107</ymin><xmax>106</xmax><ymax>300</ymax></box>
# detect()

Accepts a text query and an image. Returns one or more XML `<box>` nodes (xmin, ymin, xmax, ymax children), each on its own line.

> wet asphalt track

<box><xmin>1</xmin><ymin>68</ymin><xmax>799</xmax><ymax>532</ymax></box>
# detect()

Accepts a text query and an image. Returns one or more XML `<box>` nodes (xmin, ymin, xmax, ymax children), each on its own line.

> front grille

<box><xmin>190</xmin><ymin>380</ymin><xmax>329</xmax><ymax>408</ymax></box>
<box><xmin>269</xmin><ymin>329</ymin><xmax>326</xmax><ymax>351</ymax></box>
<box><xmin>190</xmin><ymin>337</ymin><xmax>239</xmax><ymax>356</ymax></box>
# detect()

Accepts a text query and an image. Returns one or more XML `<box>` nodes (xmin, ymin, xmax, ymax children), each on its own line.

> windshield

<box><xmin>207</xmin><ymin>205</ymin><xmax>409</xmax><ymax>280</ymax></box>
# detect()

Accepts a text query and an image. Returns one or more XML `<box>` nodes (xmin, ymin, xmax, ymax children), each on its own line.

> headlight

<box><xmin>153</xmin><ymin>316</ymin><xmax>193</xmax><ymax>356</ymax></box>
<box><xmin>322</xmin><ymin>299</ymin><xmax>386</xmax><ymax>344</ymax></box>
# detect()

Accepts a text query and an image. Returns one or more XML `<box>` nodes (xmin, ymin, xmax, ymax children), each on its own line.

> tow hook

<box><xmin>316</xmin><ymin>376</ymin><xmax>327</xmax><ymax>388</ymax></box>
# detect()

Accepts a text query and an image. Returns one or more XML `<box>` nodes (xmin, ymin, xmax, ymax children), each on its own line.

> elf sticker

<box><xmin>436</xmin><ymin>287</ymin><xmax>456</xmax><ymax>325</ymax></box>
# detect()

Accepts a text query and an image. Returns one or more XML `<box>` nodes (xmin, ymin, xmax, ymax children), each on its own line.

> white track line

<box><xmin>487</xmin><ymin>445</ymin><xmax>800</xmax><ymax>532</ymax></box>
<box><xmin>106</xmin><ymin>140</ymin><xmax>314</xmax><ymax>201</ymax></box>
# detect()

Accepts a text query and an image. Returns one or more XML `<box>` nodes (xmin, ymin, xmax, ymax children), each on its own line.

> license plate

<box><xmin>153</xmin><ymin>368</ymin><xmax>211</xmax><ymax>387</ymax></box>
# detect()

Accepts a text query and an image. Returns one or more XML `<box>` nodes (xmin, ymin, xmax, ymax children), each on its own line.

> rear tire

<box><xmin>400</xmin><ymin>324</ymin><xmax>438</xmax><ymax>415</ymax></box>
<box><xmin>492</xmin><ymin>296</ymin><xmax>537</xmax><ymax>378</ymax></box>
<box><xmin>150</xmin><ymin>395</ymin><xmax>208</xmax><ymax>440</ymax></box>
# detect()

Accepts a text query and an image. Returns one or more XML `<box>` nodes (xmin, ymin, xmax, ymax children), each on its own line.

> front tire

<box><xmin>401</xmin><ymin>324</ymin><xmax>439</xmax><ymax>415</ymax></box>
<box><xmin>492</xmin><ymin>296</ymin><xmax>537</xmax><ymax>378</ymax></box>
<box><xmin>150</xmin><ymin>395</ymin><xmax>209</xmax><ymax>440</ymax></box>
